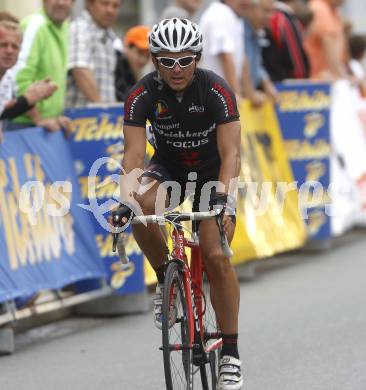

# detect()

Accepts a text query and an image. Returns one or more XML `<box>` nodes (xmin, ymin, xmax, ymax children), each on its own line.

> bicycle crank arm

<box><xmin>159</xmin><ymin>343</ymin><xmax>195</xmax><ymax>352</ymax></box>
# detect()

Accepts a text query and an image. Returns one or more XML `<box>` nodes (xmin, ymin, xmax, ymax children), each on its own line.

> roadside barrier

<box><xmin>1</xmin><ymin>80</ymin><xmax>366</xmax><ymax>352</ymax></box>
<box><xmin>0</xmin><ymin>128</ymin><xmax>106</xmax><ymax>305</ymax></box>
<box><xmin>276</xmin><ymin>81</ymin><xmax>366</xmax><ymax>238</ymax></box>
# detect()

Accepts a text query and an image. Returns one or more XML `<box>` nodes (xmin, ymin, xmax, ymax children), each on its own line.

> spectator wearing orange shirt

<box><xmin>115</xmin><ymin>26</ymin><xmax>150</xmax><ymax>102</ymax></box>
<box><xmin>304</xmin><ymin>0</ymin><xmax>348</xmax><ymax>80</ymax></box>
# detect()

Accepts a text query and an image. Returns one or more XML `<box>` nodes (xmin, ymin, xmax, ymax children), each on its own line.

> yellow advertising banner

<box><xmin>231</xmin><ymin>100</ymin><xmax>307</xmax><ymax>264</ymax></box>
<box><xmin>144</xmin><ymin>101</ymin><xmax>307</xmax><ymax>284</ymax></box>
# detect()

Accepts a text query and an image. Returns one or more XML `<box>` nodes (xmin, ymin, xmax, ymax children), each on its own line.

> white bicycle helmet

<box><xmin>149</xmin><ymin>18</ymin><xmax>203</xmax><ymax>54</ymax></box>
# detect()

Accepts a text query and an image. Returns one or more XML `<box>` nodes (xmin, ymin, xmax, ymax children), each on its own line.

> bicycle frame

<box><xmin>111</xmin><ymin>210</ymin><xmax>229</xmax><ymax>388</ymax></box>
<box><xmin>171</xmin><ymin>225</ymin><xmax>223</xmax><ymax>365</ymax></box>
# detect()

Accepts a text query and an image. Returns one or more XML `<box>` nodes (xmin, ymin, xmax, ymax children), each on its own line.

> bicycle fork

<box><xmin>159</xmin><ymin>260</ymin><xmax>208</xmax><ymax>364</ymax></box>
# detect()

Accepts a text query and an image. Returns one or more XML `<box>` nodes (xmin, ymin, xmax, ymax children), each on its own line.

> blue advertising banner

<box><xmin>66</xmin><ymin>106</ymin><xmax>145</xmax><ymax>295</ymax></box>
<box><xmin>275</xmin><ymin>82</ymin><xmax>331</xmax><ymax>240</ymax></box>
<box><xmin>0</xmin><ymin>128</ymin><xmax>106</xmax><ymax>303</ymax></box>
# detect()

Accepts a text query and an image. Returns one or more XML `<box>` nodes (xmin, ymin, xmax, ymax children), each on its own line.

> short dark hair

<box><xmin>296</xmin><ymin>7</ymin><xmax>314</xmax><ymax>29</ymax></box>
<box><xmin>0</xmin><ymin>11</ymin><xmax>19</xmax><ymax>24</ymax></box>
<box><xmin>349</xmin><ymin>34</ymin><xmax>366</xmax><ymax>60</ymax></box>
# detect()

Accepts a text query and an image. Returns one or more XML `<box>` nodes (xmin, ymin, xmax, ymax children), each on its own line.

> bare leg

<box><xmin>199</xmin><ymin>218</ymin><xmax>240</xmax><ymax>334</ymax></box>
<box><xmin>132</xmin><ymin>178</ymin><xmax>168</xmax><ymax>269</ymax></box>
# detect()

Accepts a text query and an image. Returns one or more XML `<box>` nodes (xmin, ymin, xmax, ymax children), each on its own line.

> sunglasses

<box><xmin>156</xmin><ymin>55</ymin><xmax>197</xmax><ymax>69</ymax></box>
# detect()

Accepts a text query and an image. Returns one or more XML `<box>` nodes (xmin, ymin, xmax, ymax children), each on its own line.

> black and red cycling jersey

<box><xmin>123</xmin><ymin>68</ymin><xmax>240</xmax><ymax>182</ymax></box>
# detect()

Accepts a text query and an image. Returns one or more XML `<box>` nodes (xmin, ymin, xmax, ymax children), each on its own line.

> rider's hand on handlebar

<box><xmin>209</xmin><ymin>192</ymin><xmax>228</xmax><ymax>211</ymax></box>
<box><xmin>209</xmin><ymin>192</ymin><xmax>236</xmax><ymax>235</ymax></box>
<box><xmin>111</xmin><ymin>203</ymin><xmax>134</xmax><ymax>227</ymax></box>
<box><xmin>221</xmin><ymin>214</ymin><xmax>235</xmax><ymax>235</ymax></box>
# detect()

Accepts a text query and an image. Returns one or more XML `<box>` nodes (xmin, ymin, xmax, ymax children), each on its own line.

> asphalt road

<box><xmin>1</xmin><ymin>234</ymin><xmax>366</xmax><ymax>390</ymax></box>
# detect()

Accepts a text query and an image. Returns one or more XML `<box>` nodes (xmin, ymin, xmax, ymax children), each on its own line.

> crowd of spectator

<box><xmin>1</xmin><ymin>0</ymin><xmax>366</xmax><ymax>140</ymax></box>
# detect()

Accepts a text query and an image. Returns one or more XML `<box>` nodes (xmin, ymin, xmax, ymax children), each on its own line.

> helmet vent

<box><xmin>180</xmin><ymin>27</ymin><xmax>186</xmax><ymax>44</ymax></box>
<box><xmin>164</xmin><ymin>28</ymin><xmax>170</xmax><ymax>45</ymax></box>
<box><xmin>173</xmin><ymin>28</ymin><xmax>178</xmax><ymax>47</ymax></box>
<box><xmin>186</xmin><ymin>30</ymin><xmax>192</xmax><ymax>43</ymax></box>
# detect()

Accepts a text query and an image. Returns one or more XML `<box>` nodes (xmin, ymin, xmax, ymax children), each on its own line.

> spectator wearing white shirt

<box><xmin>67</xmin><ymin>0</ymin><xmax>122</xmax><ymax>107</ymax></box>
<box><xmin>348</xmin><ymin>34</ymin><xmax>366</xmax><ymax>98</ymax></box>
<box><xmin>199</xmin><ymin>0</ymin><xmax>248</xmax><ymax>96</ymax></box>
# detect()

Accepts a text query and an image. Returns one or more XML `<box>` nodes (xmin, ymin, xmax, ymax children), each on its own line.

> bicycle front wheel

<box><xmin>162</xmin><ymin>260</ymin><xmax>193</xmax><ymax>390</ymax></box>
<box><xmin>200</xmin><ymin>272</ymin><xmax>221</xmax><ymax>389</ymax></box>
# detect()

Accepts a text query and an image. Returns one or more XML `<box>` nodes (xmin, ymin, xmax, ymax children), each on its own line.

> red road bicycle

<box><xmin>113</xmin><ymin>209</ymin><xmax>233</xmax><ymax>390</ymax></box>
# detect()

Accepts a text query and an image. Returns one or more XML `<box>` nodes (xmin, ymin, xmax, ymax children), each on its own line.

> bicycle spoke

<box><xmin>199</xmin><ymin>275</ymin><xmax>221</xmax><ymax>389</ymax></box>
<box><xmin>171</xmin><ymin>359</ymin><xmax>185</xmax><ymax>389</ymax></box>
<box><xmin>162</xmin><ymin>262</ymin><xmax>193</xmax><ymax>390</ymax></box>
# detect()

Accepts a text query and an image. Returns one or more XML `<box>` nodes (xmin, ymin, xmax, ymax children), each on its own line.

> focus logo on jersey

<box><xmin>154</xmin><ymin>100</ymin><xmax>172</xmax><ymax>119</ymax></box>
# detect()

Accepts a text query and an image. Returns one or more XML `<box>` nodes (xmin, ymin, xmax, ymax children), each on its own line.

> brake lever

<box><xmin>112</xmin><ymin>213</ymin><xmax>121</xmax><ymax>252</ymax></box>
<box><xmin>112</xmin><ymin>232</ymin><xmax>118</xmax><ymax>252</ymax></box>
<box><xmin>215</xmin><ymin>207</ymin><xmax>226</xmax><ymax>245</ymax></box>
<box><xmin>215</xmin><ymin>207</ymin><xmax>233</xmax><ymax>258</ymax></box>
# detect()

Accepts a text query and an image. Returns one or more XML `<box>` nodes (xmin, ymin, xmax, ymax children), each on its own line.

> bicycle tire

<box><xmin>199</xmin><ymin>272</ymin><xmax>220</xmax><ymax>389</ymax></box>
<box><xmin>162</xmin><ymin>261</ymin><xmax>193</xmax><ymax>390</ymax></box>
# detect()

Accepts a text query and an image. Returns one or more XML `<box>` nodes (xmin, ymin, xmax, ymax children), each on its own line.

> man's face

<box><xmin>247</xmin><ymin>0</ymin><xmax>273</xmax><ymax>30</ymax></box>
<box><xmin>330</xmin><ymin>0</ymin><xmax>344</xmax><ymax>7</ymax></box>
<box><xmin>291</xmin><ymin>0</ymin><xmax>304</xmax><ymax>14</ymax></box>
<box><xmin>43</xmin><ymin>0</ymin><xmax>74</xmax><ymax>25</ymax></box>
<box><xmin>126</xmin><ymin>45</ymin><xmax>150</xmax><ymax>74</ymax></box>
<box><xmin>154</xmin><ymin>50</ymin><xmax>198</xmax><ymax>92</ymax></box>
<box><xmin>177</xmin><ymin>0</ymin><xmax>203</xmax><ymax>14</ymax></box>
<box><xmin>0</xmin><ymin>27</ymin><xmax>21</xmax><ymax>74</ymax></box>
<box><xmin>227</xmin><ymin>0</ymin><xmax>251</xmax><ymax>17</ymax></box>
<box><xmin>88</xmin><ymin>0</ymin><xmax>122</xmax><ymax>29</ymax></box>
<box><xmin>260</xmin><ymin>0</ymin><xmax>273</xmax><ymax>28</ymax></box>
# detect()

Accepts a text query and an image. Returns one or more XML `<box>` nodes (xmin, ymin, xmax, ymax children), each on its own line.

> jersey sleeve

<box><xmin>123</xmin><ymin>80</ymin><xmax>150</xmax><ymax>127</ymax></box>
<box><xmin>207</xmin><ymin>72</ymin><xmax>240</xmax><ymax>124</ymax></box>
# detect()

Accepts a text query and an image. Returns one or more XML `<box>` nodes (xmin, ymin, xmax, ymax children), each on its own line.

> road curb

<box><xmin>73</xmin><ymin>291</ymin><xmax>150</xmax><ymax>316</ymax></box>
<box><xmin>0</xmin><ymin>326</ymin><xmax>14</xmax><ymax>355</ymax></box>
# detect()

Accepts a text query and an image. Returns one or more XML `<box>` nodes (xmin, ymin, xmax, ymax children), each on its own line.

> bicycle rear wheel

<box><xmin>199</xmin><ymin>272</ymin><xmax>221</xmax><ymax>389</ymax></box>
<box><xmin>162</xmin><ymin>261</ymin><xmax>193</xmax><ymax>390</ymax></box>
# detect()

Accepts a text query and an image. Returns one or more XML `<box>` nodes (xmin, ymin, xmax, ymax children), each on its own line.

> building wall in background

<box><xmin>1</xmin><ymin>0</ymin><xmax>365</xmax><ymax>33</ymax></box>
<box><xmin>1</xmin><ymin>0</ymin><xmax>365</xmax><ymax>55</ymax></box>
<box><xmin>343</xmin><ymin>0</ymin><xmax>366</xmax><ymax>34</ymax></box>
<box><xmin>140</xmin><ymin>0</ymin><xmax>212</xmax><ymax>25</ymax></box>
<box><xmin>73</xmin><ymin>0</ymin><xmax>138</xmax><ymax>36</ymax></box>
<box><xmin>0</xmin><ymin>0</ymin><xmax>40</xmax><ymax>19</ymax></box>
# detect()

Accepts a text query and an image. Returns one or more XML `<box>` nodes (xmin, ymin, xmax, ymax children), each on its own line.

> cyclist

<box><xmin>116</xmin><ymin>18</ymin><xmax>243</xmax><ymax>389</ymax></box>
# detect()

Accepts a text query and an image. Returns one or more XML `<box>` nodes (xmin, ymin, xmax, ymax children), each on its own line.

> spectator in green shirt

<box><xmin>13</xmin><ymin>0</ymin><xmax>74</xmax><ymax>132</ymax></box>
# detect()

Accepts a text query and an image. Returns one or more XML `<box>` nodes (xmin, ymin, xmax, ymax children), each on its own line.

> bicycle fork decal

<box><xmin>172</xmin><ymin>229</ymin><xmax>187</xmax><ymax>263</ymax></box>
<box><xmin>190</xmin><ymin>281</ymin><xmax>201</xmax><ymax>335</ymax></box>
<box><xmin>183</xmin><ymin>276</ymin><xmax>200</xmax><ymax>340</ymax></box>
